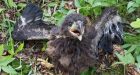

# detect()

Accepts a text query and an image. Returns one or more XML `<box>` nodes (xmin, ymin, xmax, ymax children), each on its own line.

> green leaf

<box><xmin>16</xmin><ymin>42</ymin><xmax>24</xmax><ymax>53</ymax></box>
<box><xmin>79</xmin><ymin>7</ymin><xmax>91</xmax><ymax>16</ymax></box>
<box><xmin>2</xmin><ymin>65</ymin><xmax>17</xmax><ymax>74</ymax></box>
<box><xmin>124</xmin><ymin>53</ymin><xmax>135</xmax><ymax>64</ymax></box>
<box><xmin>74</xmin><ymin>0</ymin><xmax>81</xmax><ymax>8</ymax></box>
<box><xmin>17</xmin><ymin>3</ymin><xmax>26</xmax><ymax>8</ymax></box>
<box><xmin>59</xmin><ymin>1</ymin><xmax>66</xmax><ymax>8</ymax></box>
<box><xmin>4</xmin><ymin>0</ymin><xmax>17</xmax><ymax>8</ymax></box>
<box><xmin>136</xmin><ymin>63</ymin><xmax>140</xmax><ymax>68</ymax></box>
<box><xmin>115</xmin><ymin>52</ymin><xmax>125</xmax><ymax>64</ymax></box>
<box><xmin>136</xmin><ymin>55</ymin><xmax>140</xmax><ymax>63</ymax></box>
<box><xmin>92</xmin><ymin>2</ymin><xmax>102</xmax><ymax>7</ymax></box>
<box><xmin>130</xmin><ymin>18</ymin><xmax>140</xmax><ymax>28</ymax></box>
<box><xmin>7</xmin><ymin>38</ymin><xmax>14</xmax><ymax>55</ymax></box>
<box><xmin>0</xmin><ymin>8</ymin><xmax>5</xmax><ymax>13</ymax></box>
<box><xmin>0</xmin><ymin>56</ymin><xmax>15</xmax><ymax>66</ymax></box>
<box><xmin>122</xmin><ymin>44</ymin><xmax>131</xmax><ymax>49</ymax></box>
<box><xmin>125</xmin><ymin>45</ymin><xmax>137</xmax><ymax>54</ymax></box>
<box><xmin>136</xmin><ymin>0</ymin><xmax>140</xmax><ymax>4</ymax></box>
<box><xmin>93</xmin><ymin>7</ymin><xmax>102</xmax><ymax>16</ymax></box>
<box><xmin>67</xmin><ymin>9</ymin><xmax>75</xmax><ymax>15</ymax></box>
<box><xmin>112</xmin><ymin>62</ymin><xmax>124</xmax><ymax>66</ymax></box>
<box><xmin>0</xmin><ymin>44</ymin><xmax>4</xmax><ymax>56</ymax></box>
<box><xmin>115</xmin><ymin>52</ymin><xmax>135</xmax><ymax>65</ymax></box>
<box><xmin>127</xmin><ymin>1</ymin><xmax>135</xmax><ymax>9</ymax></box>
<box><xmin>127</xmin><ymin>7</ymin><xmax>136</xmax><ymax>13</ymax></box>
<box><xmin>87</xmin><ymin>0</ymin><xmax>95</xmax><ymax>5</ymax></box>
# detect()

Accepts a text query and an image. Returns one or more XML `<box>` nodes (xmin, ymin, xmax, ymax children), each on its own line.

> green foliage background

<box><xmin>0</xmin><ymin>0</ymin><xmax>140</xmax><ymax>75</ymax></box>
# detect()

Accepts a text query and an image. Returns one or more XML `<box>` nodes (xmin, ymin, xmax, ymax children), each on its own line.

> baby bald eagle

<box><xmin>13</xmin><ymin>3</ymin><xmax>124</xmax><ymax>75</ymax></box>
<box><xmin>47</xmin><ymin>13</ymin><xmax>98</xmax><ymax>75</ymax></box>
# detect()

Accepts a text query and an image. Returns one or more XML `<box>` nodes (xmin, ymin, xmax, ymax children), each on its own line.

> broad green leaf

<box><xmin>74</xmin><ymin>0</ymin><xmax>81</xmax><ymax>8</ymax></box>
<box><xmin>127</xmin><ymin>7</ymin><xmax>136</xmax><ymax>13</ymax></box>
<box><xmin>127</xmin><ymin>1</ymin><xmax>135</xmax><ymax>9</ymax></box>
<box><xmin>115</xmin><ymin>52</ymin><xmax>125</xmax><ymax>64</ymax></box>
<box><xmin>130</xmin><ymin>18</ymin><xmax>140</xmax><ymax>28</ymax></box>
<box><xmin>0</xmin><ymin>44</ymin><xmax>4</xmax><ymax>56</ymax></box>
<box><xmin>0</xmin><ymin>56</ymin><xmax>15</xmax><ymax>66</ymax></box>
<box><xmin>2</xmin><ymin>65</ymin><xmax>17</xmax><ymax>74</ymax></box>
<box><xmin>124</xmin><ymin>53</ymin><xmax>135</xmax><ymax>64</ymax></box>
<box><xmin>115</xmin><ymin>52</ymin><xmax>135</xmax><ymax>65</ymax></box>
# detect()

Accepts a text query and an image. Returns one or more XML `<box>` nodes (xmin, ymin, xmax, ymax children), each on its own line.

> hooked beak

<box><xmin>69</xmin><ymin>21</ymin><xmax>85</xmax><ymax>41</ymax></box>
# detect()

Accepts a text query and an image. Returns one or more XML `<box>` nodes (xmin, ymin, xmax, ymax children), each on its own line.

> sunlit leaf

<box><xmin>59</xmin><ymin>1</ymin><xmax>66</xmax><ymax>8</ymax></box>
<box><xmin>86</xmin><ymin>0</ymin><xmax>95</xmax><ymax>5</ymax></box>
<box><xmin>125</xmin><ymin>45</ymin><xmax>137</xmax><ymax>54</ymax></box>
<box><xmin>136</xmin><ymin>55</ymin><xmax>140</xmax><ymax>63</ymax></box>
<box><xmin>17</xmin><ymin>3</ymin><xmax>26</xmax><ymax>8</ymax></box>
<box><xmin>67</xmin><ymin>9</ymin><xmax>75</xmax><ymax>15</ymax></box>
<box><xmin>0</xmin><ymin>44</ymin><xmax>4</xmax><ymax>56</ymax></box>
<box><xmin>0</xmin><ymin>8</ymin><xmax>5</xmax><ymax>13</ymax></box>
<box><xmin>136</xmin><ymin>0</ymin><xmax>140</xmax><ymax>4</ymax></box>
<box><xmin>0</xmin><ymin>56</ymin><xmax>15</xmax><ymax>66</ymax></box>
<box><xmin>16</xmin><ymin>42</ymin><xmax>24</xmax><ymax>53</ymax></box>
<box><xmin>48</xmin><ymin>2</ymin><xmax>57</xmax><ymax>7</ymax></box>
<box><xmin>115</xmin><ymin>52</ymin><xmax>135</xmax><ymax>65</ymax></box>
<box><xmin>115</xmin><ymin>52</ymin><xmax>125</xmax><ymax>64</ymax></box>
<box><xmin>122</xmin><ymin>44</ymin><xmax>131</xmax><ymax>49</ymax></box>
<box><xmin>74</xmin><ymin>0</ymin><xmax>81</xmax><ymax>8</ymax></box>
<box><xmin>127</xmin><ymin>7</ymin><xmax>136</xmax><ymax>13</ymax></box>
<box><xmin>124</xmin><ymin>53</ymin><xmax>135</xmax><ymax>64</ymax></box>
<box><xmin>2</xmin><ymin>65</ymin><xmax>17</xmax><ymax>74</ymax></box>
<box><xmin>130</xmin><ymin>18</ymin><xmax>140</xmax><ymax>28</ymax></box>
<box><xmin>135</xmin><ymin>63</ymin><xmax>140</xmax><ymax>68</ymax></box>
<box><xmin>127</xmin><ymin>1</ymin><xmax>135</xmax><ymax>9</ymax></box>
<box><xmin>4</xmin><ymin>0</ymin><xmax>17</xmax><ymax>8</ymax></box>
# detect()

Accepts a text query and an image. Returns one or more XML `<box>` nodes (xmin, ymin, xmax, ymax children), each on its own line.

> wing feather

<box><xmin>13</xmin><ymin>3</ymin><xmax>59</xmax><ymax>41</ymax></box>
<box><xmin>88</xmin><ymin>7</ymin><xmax>124</xmax><ymax>54</ymax></box>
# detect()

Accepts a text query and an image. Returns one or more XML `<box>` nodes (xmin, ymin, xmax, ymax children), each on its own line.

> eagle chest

<box><xmin>47</xmin><ymin>38</ymin><xmax>88</xmax><ymax>68</ymax></box>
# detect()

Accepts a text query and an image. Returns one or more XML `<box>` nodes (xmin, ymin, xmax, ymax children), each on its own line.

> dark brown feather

<box><xmin>47</xmin><ymin>37</ymin><xmax>98</xmax><ymax>75</ymax></box>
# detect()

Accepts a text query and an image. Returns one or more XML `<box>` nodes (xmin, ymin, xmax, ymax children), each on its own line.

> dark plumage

<box><xmin>47</xmin><ymin>13</ymin><xmax>98</xmax><ymax>75</ymax></box>
<box><xmin>13</xmin><ymin>3</ymin><xmax>58</xmax><ymax>40</ymax></box>
<box><xmin>13</xmin><ymin>3</ymin><xmax>124</xmax><ymax>75</ymax></box>
<box><xmin>88</xmin><ymin>7</ymin><xmax>124</xmax><ymax>54</ymax></box>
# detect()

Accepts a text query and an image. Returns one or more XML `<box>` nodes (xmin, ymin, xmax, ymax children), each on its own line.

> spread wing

<box><xmin>88</xmin><ymin>7</ymin><xmax>124</xmax><ymax>55</ymax></box>
<box><xmin>13</xmin><ymin>3</ymin><xmax>59</xmax><ymax>41</ymax></box>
